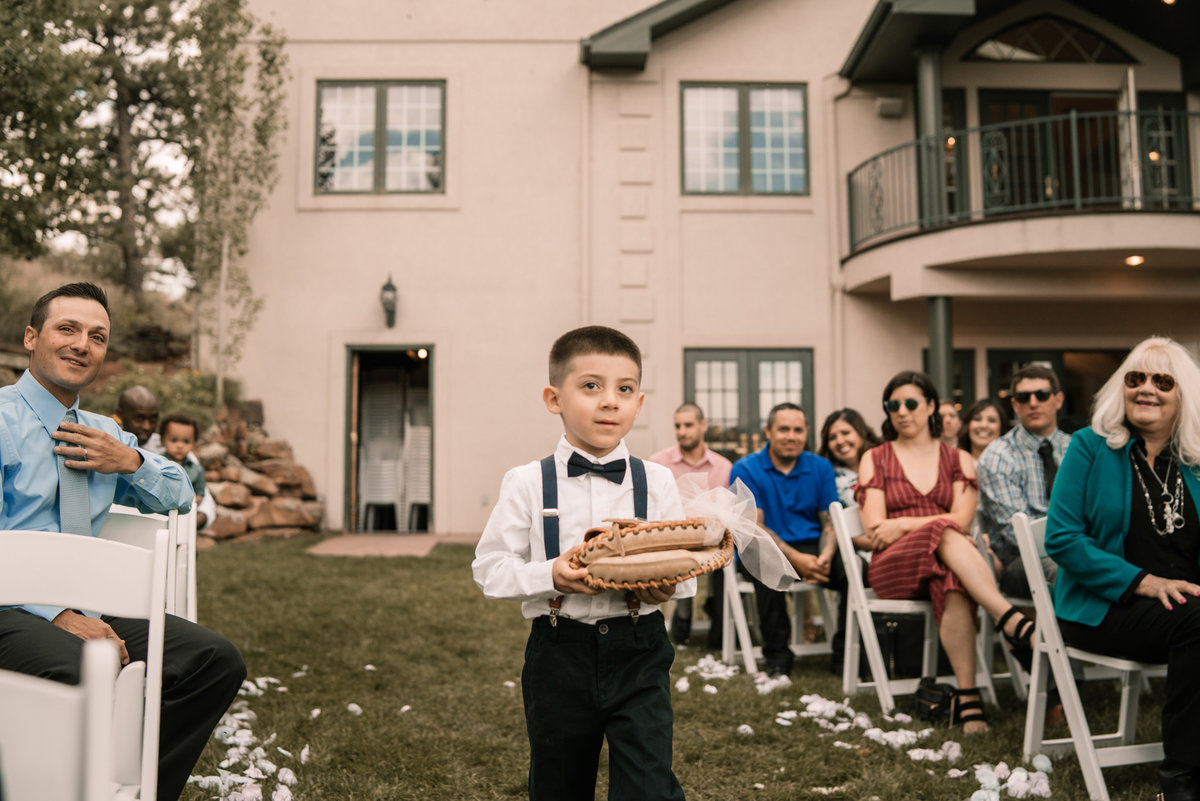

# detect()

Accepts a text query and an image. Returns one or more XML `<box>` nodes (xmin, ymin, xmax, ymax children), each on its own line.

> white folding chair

<box><xmin>100</xmin><ymin>506</ymin><xmax>179</xmax><ymax>618</ymax></box>
<box><xmin>0</xmin><ymin>639</ymin><xmax>119</xmax><ymax>801</ymax></box>
<box><xmin>0</xmin><ymin>530</ymin><xmax>169</xmax><ymax>801</ymax></box>
<box><xmin>831</xmin><ymin>501</ymin><xmax>997</xmax><ymax>713</ymax></box>
<box><xmin>1013</xmin><ymin>513</ymin><xmax>1163</xmax><ymax>801</ymax></box>
<box><xmin>972</xmin><ymin>522</ymin><xmax>1030</xmax><ymax>700</ymax></box>
<box><xmin>173</xmin><ymin>507</ymin><xmax>198</xmax><ymax>623</ymax></box>
<box><xmin>720</xmin><ymin>567</ymin><xmax>838</xmax><ymax>671</ymax></box>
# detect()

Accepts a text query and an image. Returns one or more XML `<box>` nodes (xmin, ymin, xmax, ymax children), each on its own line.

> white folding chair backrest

<box><xmin>1012</xmin><ymin>513</ymin><xmax>1162</xmax><ymax>801</ymax></box>
<box><xmin>174</xmin><ymin>507</ymin><xmax>198</xmax><ymax>622</ymax></box>
<box><xmin>0</xmin><ymin>639</ymin><xmax>118</xmax><ymax>801</ymax></box>
<box><xmin>0</xmin><ymin>530</ymin><xmax>168</xmax><ymax>801</ymax></box>
<box><xmin>100</xmin><ymin>506</ymin><xmax>178</xmax><ymax>617</ymax></box>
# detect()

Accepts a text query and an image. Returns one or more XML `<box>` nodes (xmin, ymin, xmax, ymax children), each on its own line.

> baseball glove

<box><xmin>569</xmin><ymin>518</ymin><xmax>733</xmax><ymax>591</ymax></box>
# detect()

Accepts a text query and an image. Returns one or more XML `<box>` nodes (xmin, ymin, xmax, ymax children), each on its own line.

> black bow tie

<box><xmin>567</xmin><ymin>452</ymin><xmax>626</xmax><ymax>484</ymax></box>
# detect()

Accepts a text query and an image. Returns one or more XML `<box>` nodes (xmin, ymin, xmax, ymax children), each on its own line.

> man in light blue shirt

<box><xmin>0</xmin><ymin>282</ymin><xmax>245</xmax><ymax>801</ymax></box>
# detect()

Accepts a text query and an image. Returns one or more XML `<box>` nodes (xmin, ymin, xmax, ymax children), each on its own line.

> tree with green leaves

<box><xmin>0</xmin><ymin>0</ymin><xmax>287</xmax><ymax>352</ymax></box>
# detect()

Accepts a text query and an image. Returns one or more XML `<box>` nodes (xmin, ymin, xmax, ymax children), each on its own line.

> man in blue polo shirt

<box><xmin>730</xmin><ymin>402</ymin><xmax>838</xmax><ymax>677</ymax></box>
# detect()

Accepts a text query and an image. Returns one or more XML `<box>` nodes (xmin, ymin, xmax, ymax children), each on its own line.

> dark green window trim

<box><xmin>315</xmin><ymin>80</ymin><xmax>446</xmax><ymax>195</ymax></box>
<box><xmin>680</xmin><ymin>82</ymin><xmax>811</xmax><ymax>197</ymax></box>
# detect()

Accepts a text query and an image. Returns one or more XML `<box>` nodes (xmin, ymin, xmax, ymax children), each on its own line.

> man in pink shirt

<box><xmin>651</xmin><ymin>403</ymin><xmax>733</xmax><ymax>646</ymax></box>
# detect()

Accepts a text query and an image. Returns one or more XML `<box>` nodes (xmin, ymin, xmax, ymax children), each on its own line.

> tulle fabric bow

<box><xmin>676</xmin><ymin>474</ymin><xmax>800</xmax><ymax>591</ymax></box>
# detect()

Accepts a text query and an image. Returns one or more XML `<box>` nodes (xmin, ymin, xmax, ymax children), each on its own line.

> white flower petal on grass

<box><xmin>244</xmin><ymin>766</ymin><xmax>265</xmax><ymax>780</ymax></box>
<box><xmin>290</xmin><ymin>670</ymin><xmax>307</xmax><ymax>678</ymax></box>
<box><xmin>736</xmin><ymin>724</ymin><xmax>755</xmax><ymax>736</ymax></box>
<box><xmin>272</xmin><ymin>786</ymin><xmax>293</xmax><ymax>801</ymax></box>
<box><xmin>675</xmin><ymin>677</ymin><xmax>690</xmax><ymax>693</ymax></box>
<box><xmin>971</xmin><ymin>791</ymin><xmax>1000</xmax><ymax>801</ymax></box>
<box><xmin>832</xmin><ymin>741</ymin><xmax>855</xmax><ymax>750</ymax></box>
<box><xmin>347</xmin><ymin>703</ymin><xmax>363</xmax><ymax>716</ymax></box>
<box><xmin>775</xmin><ymin>717</ymin><xmax>793</xmax><ymax>727</ymax></box>
<box><xmin>852</xmin><ymin>713</ymin><xmax>872</xmax><ymax>729</ymax></box>
<box><xmin>995</xmin><ymin>762</ymin><xmax>1012</xmax><ymax>780</ymax></box>
<box><xmin>684</xmin><ymin>654</ymin><xmax>740</xmax><ymax>680</ymax></box>
<box><xmin>310</xmin><ymin>709</ymin><xmax>321</xmax><ymax>719</ymax></box>
<box><xmin>399</xmin><ymin>704</ymin><xmax>412</xmax><ymax>714</ymax></box>
<box><xmin>947</xmin><ymin>768</ymin><xmax>969</xmax><ymax>778</ymax></box>
<box><xmin>940</xmin><ymin>741</ymin><xmax>962</xmax><ymax>762</ymax></box>
<box><xmin>255</xmin><ymin>758</ymin><xmax>277</xmax><ymax>775</ymax></box>
<box><xmin>975</xmin><ymin>765</ymin><xmax>1000</xmax><ymax>791</ymax></box>
<box><xmin>277</xmin><ymin>767</ymin><xmax>297</xmax><ymax>786</ymax></box>
<box><xmin>239</xmin><ymin>680</ymin><xmax>264</xmax><ymax>697</ymax></box>
<box><xmin>503</xmin><ymin>680</ymin><xmax>516</xmax><ymax>688</ymax></box>
<box><xmin>703</xmin><ymin>684</ymin><xmax>718</xmax><ymax>694</ymax></box>
<box><xmin>907</xmin><ymin>748</ymin><xmax>943</xmax><ymax>761</ymax></box>
<box><xmin>1031</xmin><ymin>754</ymin><xmax>1053</xmax><ymax>773</ymax></box>
<box><xmin>811</xmin><ymin>787</ymin><xmax>846</xmax><ymax>795</ymax></box>
<box><xmin>776</xmin><ymin>710</ymin><xmax>798</xmax><ymax>720</ymax></box>
<box><xmin>892</xmin><ymin>712</ymin><xmax>913</xmax><ymax>724</ymax></box>
<box><xmin>1029</xmin><ymin>771</ymin><xmax>1051</xmax><ymax>798</ymax></box>
<box><xmin>276</xmin><ymin>747</ymin><xmax>292</xmax><ymax>759</ymax></box>
<box><xmin>300</xmin><ymin>745</ymin><xmax>310</xmax><ymax>764</ymax></box>
<box><xmin>276</xmin><ymin>686</ymin><xmax>288</xmax><ymax>692</ymax></box>
<box><xmin>752</xmin><ymin>783</ymin><xmax>765</xmax><ymax>790</ymax></box>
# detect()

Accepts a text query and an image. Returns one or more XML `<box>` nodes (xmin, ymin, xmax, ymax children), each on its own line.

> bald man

<box><xmin>115</xmin><ymin>385</ymin><xmax>160</xmax><ymax>447</ymax></box>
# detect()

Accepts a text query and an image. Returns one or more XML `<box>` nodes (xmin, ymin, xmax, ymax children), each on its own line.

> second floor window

<box><xmin>316</xmin><ymin>81</ymin><xmax>444</xmax><ymax>194</ymax></box>
<box><xmin>682</xmin><ymin>83</ymin><xmax>808</xmax><ymax>195</ymax></box>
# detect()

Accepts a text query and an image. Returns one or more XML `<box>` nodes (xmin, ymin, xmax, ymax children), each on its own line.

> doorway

<box><xmin>346</xmin><ymin>347</ymin><xmax>433</xmax><ymax>532</ymax></box>
<box><xmin>979</xmin><ymin>90</ymin><xmax>1120</xmax><ymax>213</ymax></box>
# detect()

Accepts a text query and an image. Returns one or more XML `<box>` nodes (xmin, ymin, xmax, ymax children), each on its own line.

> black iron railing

<box><xmin>847</xmin><ymin>109</ymin><xmax>1200</xmax><ymax>252</ymax></box>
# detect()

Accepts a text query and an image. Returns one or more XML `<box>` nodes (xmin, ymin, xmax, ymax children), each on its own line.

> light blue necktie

<box><xmin>57</xmin><ymin>409</ymin><xmax>92</xmax><ymax>535</ymax></box>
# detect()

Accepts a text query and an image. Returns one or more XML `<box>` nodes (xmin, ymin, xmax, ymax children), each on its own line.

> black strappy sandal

<box><xmin>996</xmin><ymin>606</ymin><xmax>1035</xmax><ymax>672</ymax></box>
<box><xmin>951</xmin><ymin>687</ymin><xmax>989</xmax><ymax>733</ymax></box>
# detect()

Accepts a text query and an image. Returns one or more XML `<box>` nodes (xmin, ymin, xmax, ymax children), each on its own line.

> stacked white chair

<box><xmin>1012</xmin><ymin>512</ymin><xmax>1162</xmax><ymax>801</ymax></box>
<box><xmin>0</xmin><ymin>529</ymin><xmax>169</xmax><ymax>801</ymax></box>
<box><xmin>831</xmin><ymin>501</ymin><xmax>997</xmax><ymax>713</ymax></box>
<box><xmin>0</xmin><ymin>639</ymin><xmax>119</xmax><ymax>801</ymax></box>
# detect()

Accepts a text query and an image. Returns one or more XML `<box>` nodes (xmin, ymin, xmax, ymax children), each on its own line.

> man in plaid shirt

<box><xmin>977</xmin><ymin>364</ymin><xmax>1072</xmax><ymax>597</ymax></box>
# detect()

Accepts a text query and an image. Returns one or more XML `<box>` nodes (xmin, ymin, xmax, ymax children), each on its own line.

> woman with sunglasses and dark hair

<box><xmin>819</xmin><ymin>409</ymin><xmax>881</xmax><ymax>508</ymax></box>
<box><xmin>856</xmin><ymin>370</ymin><xmax>1034</xmax><ymax>734</ymax></box>
<box><xmin>957</xmin><ymin>398</ymin><xmax>1010</xmax><ymax>461</ymax></box>
<box><xmin>1046</xmin><ymin>337</ymin><xmax>1200</xmax><ymax>801</ymax></box>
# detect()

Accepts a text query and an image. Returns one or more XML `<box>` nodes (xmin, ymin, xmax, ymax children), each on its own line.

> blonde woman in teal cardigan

<box><xmin>1046</xmin><ymin>336</ymin><xmax>1200</xmax><ymax>801</ymax></box>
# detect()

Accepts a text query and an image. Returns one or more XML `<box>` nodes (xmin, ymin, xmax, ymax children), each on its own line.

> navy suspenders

<box><xmin>541</xmin><ymin>453</ymin><xmax>648</xmax><ymax>625</ymax></box>
<box><xmin>540</xmin><ymin>454</ymin><xmax>646</xmax><ymax>559</ymax></box>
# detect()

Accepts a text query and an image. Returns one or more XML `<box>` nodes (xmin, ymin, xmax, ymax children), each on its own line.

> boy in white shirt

<box><xmin>472</xmin><ymin>325</ymin><xmax>691</xmax><ymax>800</ymax></box>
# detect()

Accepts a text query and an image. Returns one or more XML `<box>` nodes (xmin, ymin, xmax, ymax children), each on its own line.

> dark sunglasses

<box><xmin>883</xmin><ymin>398</ymin><xmax>922</xmax><ymax>413</ymax></box>
<box><xmin>1124</xmin><ymin>370</ymin><xmax>1176</xmax><ymax>392</ymax></box>
<box><xmin>1012</xmin><ymin>389</ymin><xmax>1053</xmax><ymax>404</ymax></box>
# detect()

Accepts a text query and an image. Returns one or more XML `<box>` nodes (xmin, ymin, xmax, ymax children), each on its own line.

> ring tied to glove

<box><xmin>569</xmin><ymin>518</ymin><xmax>733</xmax><ymax>591</ymax></box>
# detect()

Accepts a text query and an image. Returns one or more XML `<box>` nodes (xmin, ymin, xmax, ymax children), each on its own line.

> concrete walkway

<box><xmin>306</xmin><ymin>532</ymin><xmax>480</xmax><ymax>558</ymax></box>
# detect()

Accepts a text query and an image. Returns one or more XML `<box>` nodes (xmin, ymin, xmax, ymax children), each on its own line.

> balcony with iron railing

<box><xmin>847</xmin><ymin>109</ymin><xmax>1200</xmax><ymax>254</ymax></box>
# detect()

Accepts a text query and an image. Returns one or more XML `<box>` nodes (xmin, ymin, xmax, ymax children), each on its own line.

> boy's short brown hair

<box><xmin>548</xmin><ymin>326</ymin><xmax>642</xmax><ymax>387</ymax></box>
<box><xmin>160</xmin><ymin>411</ymin><xmax>201</xmax><ymax>441</ymax></box>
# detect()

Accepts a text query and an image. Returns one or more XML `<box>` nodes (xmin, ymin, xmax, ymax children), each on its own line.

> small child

<box><xmin>159</xmin><ymin>412</ymin><xmax>206</xmax><ymax>506</ymax></box>
<box><xmin>472</xmin><ymin>326</ymin><xmax>692</xmax><ymax>800</ymax></box>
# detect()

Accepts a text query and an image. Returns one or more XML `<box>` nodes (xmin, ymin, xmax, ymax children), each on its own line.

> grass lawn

<box><xmin>184</xmin><ymin>536</ymin><xmax>1162</xmax><ymax>801</ymax></box>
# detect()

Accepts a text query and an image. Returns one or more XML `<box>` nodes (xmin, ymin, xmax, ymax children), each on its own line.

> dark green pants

<box><xmin>0</xmin><ymin>608</ymin><xmax>245</xmax><ymax>801</ymax></box>
<box><xmin>522</xmin><ymin>611</ymin><xmax>685</xmax><ymax>801</ymax></box>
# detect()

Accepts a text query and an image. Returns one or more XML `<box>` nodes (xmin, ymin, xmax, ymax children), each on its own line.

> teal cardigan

<box><xmin>1045</xmin><ymin>427</ymin><xmax>1200</xmax><ymax>626</ymax></box>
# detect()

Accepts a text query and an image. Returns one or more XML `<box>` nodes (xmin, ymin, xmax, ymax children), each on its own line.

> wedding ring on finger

<box><xmin>82</xmin><ymin>447</ymin><xmax>87</xmax><ymax>461</ymax></box>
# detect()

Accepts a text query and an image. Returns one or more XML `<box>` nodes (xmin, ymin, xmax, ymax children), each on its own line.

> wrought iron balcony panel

<box><xmin>847</xmin><ymin>109</ymin><xmax>1200</xmax><ymax>253</ymax></box>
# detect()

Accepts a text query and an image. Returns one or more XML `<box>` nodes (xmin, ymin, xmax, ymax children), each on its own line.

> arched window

<box><xmin>966</xmin><ymin>15</ymin><xmax>1134</xmax><ymax>63</ymax></box>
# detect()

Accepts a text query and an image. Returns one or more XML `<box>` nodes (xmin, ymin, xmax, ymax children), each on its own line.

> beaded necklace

<box><xmin>1130</xmin><ymin>444</ymin><xmax>1186</xmax><ymax>537</ymax></box>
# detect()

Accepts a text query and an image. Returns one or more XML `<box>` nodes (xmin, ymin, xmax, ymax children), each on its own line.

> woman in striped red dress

<box><xmin>856</xmin><ymin>371</ymin><xmax>1033</xmax><ymax>734</ymax></box>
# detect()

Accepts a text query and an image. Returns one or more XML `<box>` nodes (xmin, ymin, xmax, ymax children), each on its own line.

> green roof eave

<box><xmin>840</xmin><ymin>0</ymin><xmax>976</xmax><ymax>83</ymax></box>
<box><xmin>581</xmin><ymin>0</ymin><xmax>741</xmax><ymax>71</ymax></box>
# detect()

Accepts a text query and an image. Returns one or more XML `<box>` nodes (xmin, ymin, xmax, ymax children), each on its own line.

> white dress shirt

<box><xmin>473</xmin><ymin>435</ymin><xmax>694</xmax><ymax>624</ymax></box>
